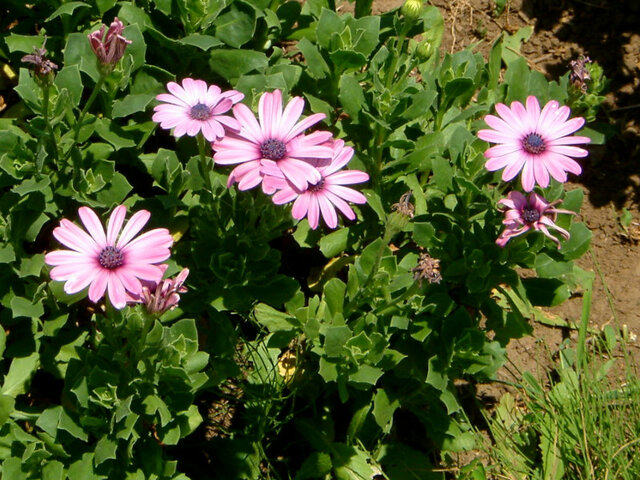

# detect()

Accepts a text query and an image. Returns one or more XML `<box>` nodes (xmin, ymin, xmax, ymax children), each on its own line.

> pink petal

<box><xmin>291</xmin><ymin>195</ymin><xmax>311</xmax><ymax>221</ymax></box>
<box><xmin>124</xmin><ymin>263</ymin><xmax>165</xmax><ymax>282</ymax></box>
<box><xmin>498</xmin><ymin>154</ymin><xmax>527</xmax><ymax>181</ymax></box>
<box><xmin>327</xmin><ymin>170</ymin><xmax>369</xmax><ymax>186</ymax></box>
<box><xmin>45</xmin><ymin>250</ymin><xmax>89</xmax><ymax>266</ymax></box>
<box><xmin>106</xmin><ymin>205</ymin><xmax>127</xmax><ymax>245</ymax></box>
<box><xmin>53</xmin><ymin>220</ymin><xmax>100</xmax><ymax>254</ymax></box>
<box><xmin>547</xmin><ymin>145</ymin><xmax>589</xmax><ymax>158</ymax></box>
<box><xmin>122</xmin><ymin>228</ymin><xmax>173</xmax><ymax>252</ymax></box>
<box><xmin>115</xmin><ymin>269</ymin><xmax>142</xmax><ymax>296</ymax></box>
<box><xmin>78</xmin><ymin>207</ymin><xmax>107</xmax><ymax>247</ymax></box>
<box><xmin>278</xmin><ymin>96</ymin><xmax>305</xmax><ymax>137</ymax></box>
<box><xmin>88</xmin><ymin>271</ymin><xmax>109</xmax><ymax>302</ymax></box>
<box><xmin>278</xmin><ymin>158</ymin><xmax>321</xmax><ymax>191</ymax></box>
<box><xmin>259</xmin><ymin>90</ymin><xmax>282</xmax><ymax>139</ymax></box>
<box><xmin>306</xmin><ymin>196</ymin><xmax>320</xmax><ymax>229</ymax></box>
<box><xmin>325</xmin><ymin>191</ymin><xmax>357</xmax><ymax>220</ymax></box>
<box><xmin>520</xmin><ymin>161</ymin><xmax>536</xmax><ymax>192</ymax></box>
<box><xmin>116</xmin><ymin>210</ymin><xmax>151</xmax><ymax>248</ymax></box>
<box><xmin>326</xmin><ymin>185</ymin><xmax>367</xmax><ymax>204</ymax></box>
<box><xmin>317</xmin><ymin>195</ymin><xmax>338</xmax><ymax>228</ymax></box>
<box><xmin>532</xmin><ymin>158</ymin><xmax>550</xmax><ymax>188</ymax></box>
<box><xmin>107</xmin><ymin>273</ymin><xmax>127</xmax><ymax>309</ymax></box>
<box><xmin>233</xmin><ymin>104</ymin><xmax>264</xmax><ymax>145</ymax></box>
<box><xmin>63</xmin><ymin>270</ymin><xmax>98</xmax><ymax>294</ymax></box>
<box><xmin>284</xmin><ymin>113</ymin><xmax>327</xmax><ymax>142</ymax></box>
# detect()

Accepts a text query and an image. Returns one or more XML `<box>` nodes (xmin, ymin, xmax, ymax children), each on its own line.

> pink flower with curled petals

<box><xmin>478</xmin><ymin>96</ymin><xmax>590</xmax><ymax>192</ymax></box>
<box><xmin>87</xmin><ymin>18</ymin><xmax>132</xmax><ymax>68</ymax></box>
<box><xmin>265</xmin><ymin>139</ymin><xmax>369</xmax><ymax>229</ymax></box>
<box><xmin>45</xmin><ymin>206</ymin><xmax>173</xmax><ymax>309</ymax></box>
<box><xmin>496</xmin><ymin>191</ymin><xmax>575</xmax><ymax>248</ymax></box>
<box><xmin>153</xmin><ymin>78</ymin><xmax>244</xmax><ymax>142</ymax></box>
<box><xmin>128</xmin><ymin>267</ymin><xmax>189</xmax><ymax>315</ymax></box>
<box><xmin>212</xmin><ymin>89</ymin><xmax>333</xmax><ymax>192</ymax></box>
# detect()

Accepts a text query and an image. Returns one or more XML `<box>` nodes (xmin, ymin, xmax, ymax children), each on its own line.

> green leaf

<box><xmin>112</xmin><ymin>93</ymin><xmax>155</xmax><ymax>118</ymax></box>
<box><xmin>215</xmin><ymin>1</ymin><xmax>256</xmax><ymax>48</ymax></box>
<box><xmin>209</xmin><ymin>49</ymin><xmax>268</xmax><ymax>81</ymax></box>
<box><xmin>1</xmin><ymin>353</ymin><xmax>39</xmax><ymax>397</ymax></box>
<box><xmin>179</xmin><ymin>34</ymin><xmax>223</xmax><ymax>51</ymax></box>
<box><xmin>324</xmin><ymin>325</ymin><xmax>352</xmax><ymax>358</ymax></box>
<box><xmin>349</xmin><ymin>365</ymin><xmax>383</xmax><ymax>385</ymax></box>
<box><xmin>431</xmin><ymin>157</ymin><xmax>453</xmax><ymax>191</ymax></box>
<box><xmin>295</xmin><ymin>452</ymin><xmax>332</xmax><ymax>480</ymax></box>
<box><xmin>561</xmin><ymin>223</ymin><xmax>592</xmax><ymax>260</ymax></box>
<box><xmin>54</xmin><ymin>65</ymin><xmax>83</xmax><ymax>107</ymax></box>
<box><xmin>5</xmin><ymin>34</ymin><xmax>45</xmax><ymax>54</ymax></box>
<box><xmin>64</xmin><ymin>32</ymin><xmax>100</xmax><ymax>82</ymax></box>
<box><xmin>10</xmin><ymin>296</ymin><xmax>44</xmax><ymax>319</ymax></box>
<box><xmin>0</xmin><ymin>394</ymin><xmax>15</xmax><ymax>426</ymax></box>
<box><xmin>42</xmin><ymin>460</ymin><xmax>64</xmax><ymax>480</ymax></box>
<box><xmin>95</xmin><ymin>436</ymin><xmax>117</xmax><ymax>465</ymax></box>
<box><xmin>46</xmin><ymin>2</ymin><xmax>90</xmax><ymax>22</ymax></box>
<box><xmin>95</xmin><ymin>172</ymin><xmax>132</xmax><ymax>205</ymax></box>
<box><xmin>319</xmin><ymin>227</ymin><xmax>349</xmax><ymax>258</ymax></box>
<box><xmin>296</xmin><ymin>37</ymin><xmax>329</xmax><ymax>80</ymax></box>
<box><xmin>0</xmin><ymin>245</ymin><xmax>16</xmax><ymax>264</ymax></box>
<box><xmin>502</xmin><ymin>26</ymin><xmax>533</xmax><ymax>65</ymax></box>
<box><xmin>254</xmin><ymin>303</ymin><xmax>298</xmax><ymax>332</ymax></box>
<box><xmin>373</xmin><ymin>389</ymin><xmax>399</xmax><ymax>431</ymax></box>
<box><xmin>339</xmin><ymin>74</ymin><xmax>365</xmax><ymax>119</ymax></box>
<box><xmin>323</xmin><ymin>278</ymin><xmax>346</xmax><ymax>316</ymax></box>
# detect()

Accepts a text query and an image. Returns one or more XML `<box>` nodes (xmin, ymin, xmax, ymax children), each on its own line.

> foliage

<box><xmin>0</xmin><ymin>0</ymin><xmax>607</xmax><ymax>478</ymax></box>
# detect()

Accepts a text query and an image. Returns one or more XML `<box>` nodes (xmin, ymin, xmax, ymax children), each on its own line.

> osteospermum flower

<box><xmin>213</xmin><ymin>89</ymin><xmax>333</xmax><ymax>192</ymax></box>
<box><xmin>264</xmin><ymin>139</ymin><xmax>369</xmax><ymax>229</ymax></box>
<box><xmin>87</xmin><ymin>17</ymin><xmax>132</xmax><ymax>70</ymax></box>
<box><xmin>45</xmin><ymin>206</ymin><xmax>173</xmax><ymax>309</ymax></box>
<box><xmin>153</xmin><ymin>78</ymin><xmax>244</xmax><ymax>142</ymax></box>
<box><xmin>129</xmin><ymin>267</ymin><xmax>189</xmax><ymax>315</ymax></box>
<box><xmin>496</xmin><ymin>191</ymin><xmax>575</xmax><ymax>248</ymax></box>
<box><xmin>478</xmin><ymin>96</ymin><xmax>591</xmax><ymax>192</ymax></box>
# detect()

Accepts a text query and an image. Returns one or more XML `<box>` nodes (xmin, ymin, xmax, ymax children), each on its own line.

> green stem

<box><xmin>197</xmin><ymin>133</ymin><xmax>213</xmax><ymax>192</ymax></box>
<box><xmin>576</xmin><ymin>263</ymin><xmax>594</xmax><ymax>374</ymax></box>
<box><xmin>373</xmin><ymin>283</ymin><xmax>420</xmax><ymax>316</ymax></box>
<box><xmin>41</xmin><ymin>84</ymin><xmax>59</xmax><ymax>165</ymax></box>
<box><xmin>344</xmin><ymin>223</ymin><xmax>395</xmax><ymax>316</ymax></box>
<box><xmin>64</xmin><ymin>75</ymin><xmax>106</xmax><ymax>161</ymax></box>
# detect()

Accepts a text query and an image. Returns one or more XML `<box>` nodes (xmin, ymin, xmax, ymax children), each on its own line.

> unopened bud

<box><xmin>401</xmin><ymin>0</ymin><xmax>423</xmax><ymax>21</ymax></box>
<box><xmin>415</xmin><ymin>40</ymin><xmax>433</xmax><ymax>60</ymax></box>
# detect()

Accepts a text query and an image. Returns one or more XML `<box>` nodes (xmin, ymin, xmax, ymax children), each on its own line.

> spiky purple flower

<box><xmin>496</xmin><ymin>191</ymin><xmax>575</xmax><ymax>248</ymax></box>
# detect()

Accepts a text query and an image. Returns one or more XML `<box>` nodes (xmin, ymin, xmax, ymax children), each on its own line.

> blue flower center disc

<box><xmin>522</xmin><ymin>133</ymin><xmax>546</xmax><ymax>154</ymax></box>
<box><xmin>189</xmin><ymin>103</ymin><xmax>212</xmax><ymax>121</ymax></box>
<box><xmin>260</xmin><ymin>139</ymin><xmax>287</xmax><ymax>160</ymax></box>
<box><xmin>99</xmin><ymin>246</ymin><xmax>124</xmax><ymax>269</ymax></box>
<box><xmin>522</xmin><ymin>207</ymin><xmax>541</xmax><ymax>223</ymax></box>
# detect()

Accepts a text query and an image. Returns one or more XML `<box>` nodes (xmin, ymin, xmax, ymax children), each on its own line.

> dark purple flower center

<box><xmin>189</xmin><ymin>103</ymin><xmax>212</xmax><ymax>121</ymax></box>
<box><xmin>522</xmin><ymin>133</ymin><xmax>546</xmax><ymax>154</ymax></box>
<box><xmin>260</xmin><ymin>139</ymin><xmax>287</xmax><ymax>160</ymax></box>
<box><xmin>522</xmin><ymin>207</ymin><xmax>541</xmax><ymax>223</ymax></box>
<box><xmin>99</xmin><ymin>246</ymin><xmax>124</xmax><ymax>269</ymax></box>
<box><xmin>307</xmin><ymin>179</ymin><xmax>325</xmax><ymax>192</ymax></box>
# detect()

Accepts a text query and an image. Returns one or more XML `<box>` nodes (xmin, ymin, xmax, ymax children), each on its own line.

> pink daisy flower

<box><xmin>264</xmin><ymin>139</ymin><xmax>369</xmax><ymax>229</ymax></box>
<box><xmin>212</xmin><ymin>89</ymin><xmax>334</xmax><ymax>192</ymax></box>
<box><xmin>152</xmin><ymin>78</ymin><xmax>244</xmax><ymax>142</ymax></box>
<box><xmin>478</xmin><ymin>96</ymin><xmax>591</xmax><ymax>192</ymax></box>
<box><xmin>45</xmin><ymin>205</ymin><xmax>173</xmax><ymax>309</ymax></box>
<box><xmin>496</xmin><ymin>191</ymin><xmax>575</xmax><ymax>248</ymax></box>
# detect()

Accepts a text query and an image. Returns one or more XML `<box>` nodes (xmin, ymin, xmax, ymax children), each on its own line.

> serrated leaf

<box><xmin>111</xmin><ymin>93</ymin><xmax>155</xmax><ymax>118</ymax></box>
<box><xmin>2</xmin><ymin>353</ymin><xmax>39</xmax><ymax>397</ymax></box>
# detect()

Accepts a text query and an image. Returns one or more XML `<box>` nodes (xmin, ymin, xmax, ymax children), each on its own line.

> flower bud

<box><xmin>415</xmin><ymin>40</ymin><xmax>433</xmax><ymax>60</ymax></box>
<box><xmin>401</xmin><ymin>0</ymin><xmax>423</xmax><ymax>21</ymax></box>
<box><xmin>88</xmin><ymin>17</ymin><xmax>132</xmax><ymax>74</ymax></box>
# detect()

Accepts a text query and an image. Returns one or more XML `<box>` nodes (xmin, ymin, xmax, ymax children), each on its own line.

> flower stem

<box><xmin>197</xmin><ymin>133</ymin><xmax>213</xmax><ymax>192</ymax></box>
<box><xmin>41</xmin><ymin>84</ymin><xmax>59</xmax><ymax>165</ymax></box>
<box><xmin>64</xmin><ymin>75</ymin><xmax>106</xmax><ymax>161</ymax></box>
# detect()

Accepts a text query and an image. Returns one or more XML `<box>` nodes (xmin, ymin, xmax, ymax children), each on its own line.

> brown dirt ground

<box><xmin>355</xmin><ymin>0</ymin><xmax>640</xmax><ymax>381</ymax></box>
